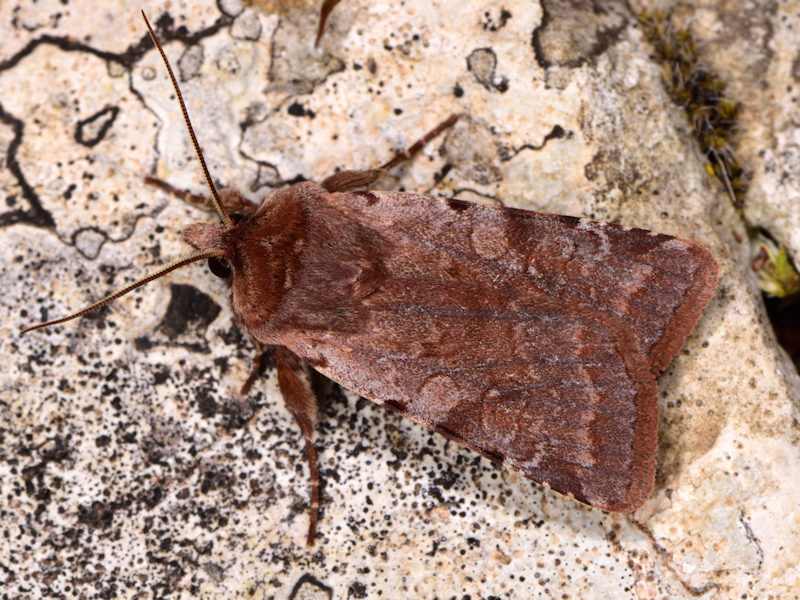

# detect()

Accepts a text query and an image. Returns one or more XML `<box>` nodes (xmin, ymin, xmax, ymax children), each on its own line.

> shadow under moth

<box><xmin>22</xmin><ymin>12</ymin><xmax>719</xmax><ymax>545</ymax></box>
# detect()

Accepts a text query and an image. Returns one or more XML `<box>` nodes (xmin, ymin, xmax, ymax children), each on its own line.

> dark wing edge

<box><xmin>583</xmin><ymin>308</ymin><xmax>659</xmax><ymax>512</ymax></box>
<box><xmin>646</xmin><ymin>240</ymin><xmax>719</xmax><ymax>374</ymax></box>
<box><xmin>504</xmin><ymin>307</ymin><xmax>660</xmax><ymax>513</ymax></box>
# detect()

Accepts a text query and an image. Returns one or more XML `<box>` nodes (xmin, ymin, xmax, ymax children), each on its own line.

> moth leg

<box><xmin>320</xmin><ymin>169</ymin><xmax>383</xmax><ymax>193</ymax></box>
<box><xmin>379</xmin><ymin>113</ymin><xmax>458</xmax><ymax>171</ymax></box>
<box><xmin>143</xmin><ymin>176</ymin><xmax>258</xmax><ymax>216</ymax></box>
<box><xmin>144</xmin><ymin>175</ymin><xmax>208</xmax><ymax>207</ymax></box>
<box><xmin>239</xmin><ymin>340</ymin><xmax>269</xmax><ymax>396</ymax></box>
<box><xmin>274</xmin><ymin>346</ymin><xmax>320</xmax><ymax>545</ymax></box>
<box><xmin>320</xmin><ymin>114</ymin><xmax>459</xmax><ymax>193</ymax></box>
<box><xmin>217</xmin><ymin>188</ymin><xmax>259</xmax><ymax>217</ymax></box>
<box><xmin>315</xmin><ymin>0</ymin><xmax>344</xmax><ymax>47</ymax></box>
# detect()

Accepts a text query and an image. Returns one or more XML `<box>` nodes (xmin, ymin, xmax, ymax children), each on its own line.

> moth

<box><xmin>23</xmin><ymin>12</ymin><xmax>718</xmax><ymax>545</ymax></box>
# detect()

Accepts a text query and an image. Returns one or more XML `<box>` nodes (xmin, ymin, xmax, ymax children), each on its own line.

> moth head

<box><xmin>183</xmin><ymin>220</ymin><xmax>240</xmax><ymax>279</ymax></box>
<box><xmin>21</xmin><ymin>11</ymin><xmax>234</xmax><ymax>335</ymax></box>
<box><xmin>184</xmin><ymin>222</ymin><xmax>229</xmax><ymax>254</ymax></box>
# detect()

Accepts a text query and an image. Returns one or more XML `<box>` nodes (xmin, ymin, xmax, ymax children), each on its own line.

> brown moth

<box><xmin>22</xmin><ymin>12</ymin><xmax>718</xmax><ymax>545</ymax></box>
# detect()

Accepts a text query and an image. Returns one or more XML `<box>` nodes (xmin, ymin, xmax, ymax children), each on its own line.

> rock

<box><xmin>2</xmin><ymin>0</ymin><xmax>797</xmax><ymax>598</ymax></box>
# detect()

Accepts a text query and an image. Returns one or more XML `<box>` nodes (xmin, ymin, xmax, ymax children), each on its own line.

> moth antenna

<box><xmin>141</xmin><ymin>11</ymin><xmax>233</xmax><ymax>229</ymax></box>
<box><xmin>21</xmin><ymin>249</ymin><xmax>226</xmax><ymax>334</ymax></box>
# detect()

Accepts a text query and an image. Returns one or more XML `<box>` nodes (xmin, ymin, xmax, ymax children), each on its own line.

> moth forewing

<box><xmin>256</xmin><ymin>190</ymin><xmax>716</xmax><ymax>512</ymax></box>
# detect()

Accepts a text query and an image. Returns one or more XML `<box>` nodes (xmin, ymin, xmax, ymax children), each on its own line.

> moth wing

<box><xmin>311</xmin><ymin>294</ymin><xmax>658</xmax><ymax>512</ymax></box>
<box><xmin>278</xmin><ymin>190</ymin><xmax>716</xmax><ymax>511</ymax></box>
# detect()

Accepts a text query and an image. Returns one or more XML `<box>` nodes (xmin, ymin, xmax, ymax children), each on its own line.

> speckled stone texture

<box><xmin>1</xmin><ymin>1</ymin><xmax>798</xmax><ymax>598</ymax></box>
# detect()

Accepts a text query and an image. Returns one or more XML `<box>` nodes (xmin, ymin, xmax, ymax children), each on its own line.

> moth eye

<box><xmin>208</xmin><ymin>256</ymin><xmax>232</xmax><ymax>279</ymax></box>
<box><xmin>229</xmin><ymin>212</ymin><xmax>246</xmax><ymax>224</ymax></box>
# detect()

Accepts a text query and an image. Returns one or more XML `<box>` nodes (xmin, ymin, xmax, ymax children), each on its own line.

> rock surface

<box><xmin>1</xmin><ymin>0</ymin><xmax>798</xmax><ymax>598</ymax></box>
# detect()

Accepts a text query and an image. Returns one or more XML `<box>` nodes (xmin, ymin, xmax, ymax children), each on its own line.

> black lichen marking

<box><xmin>77</xmin><ymin>499</ymin><xmax>121</xmax><ymax>530</ymax></box>
<box><xmin>249</xmin><ymin>162</ymin><xmax>281</xmax><ymax>193</ymax></box>
<box><xmin>140</xmin><ymin>485</ymin><xmax>164</xmax><ymax>509</ymax></box>
<box><xmin>129</xmin><ymin>12</ymin><xmax>234</xmax><ymax>67</ymax></box>
<box><xmin>219</xmin><ymin>396</ymin><xmax>259</xmax><ymax>430</ymax></box>
<box><xmin>792</xmin><ymin>50</ymin><xmax>800</xmax><ymax>83</ymax></box>
<box><xmin>348</xmin><ymin>581</ymin><xmax>368</xmax><ymax>599</ymax></box>
<box><xmin>583</xmin><ymin>147</ymin><xmax>643</xmax><ymax>199</ymax></box>
<box><xmin>1</xmin><ymin>12</ymin><xmax>231</xmax><ymax>73</ymax></box>
<box><xmin>200</xmin><ymin>466</ymin><xmax>236</xmax><ymax>494</ymax></box>
<box><xmin>149</xmin><ymin>559</ymin><xmax>187</xmax><ymax>599</ymax></box>
<box><xmin>739</xmin><ymin>510</ymin><xmax>766</xmax><ymax>570</ymax></box>
<box><xmin>466</xmin><ymin>47</ymin><xmax>509</xmax><ymax>93</ymax></box>
<box><xmin>386</xmin><ymin>445</ymin><xmax>409</xmax><ymax>472</ymax></box>
<box><xmin>78</xmin><ymin>302</ymin><xmax>114</xmax><ymax>331</ymax></box>
<box><xmin>157</xmin><ymin>284</ymin><xmax>221</xmax><ymax>339</ymax></box>
<box><xmin>544</xmin><ymin>124</ymin><xmax>566</xmax><ymax>142</ymax></box>
<box><xmin>21</xmin><ymin>436</ymin><xmax>71</xmax><ymax>504</ymax></box>
<box><xmin>0</xmin><ymin>11</ymin><xmax>231</xmax><ymax>232</ymax></box>
<box><xmin>197</xmin><ymin>387</ymin><xmax>219</xmax><ymax>418</ymax></box>
<box><xmin>498</xmin><ymin>124</ymin><xmax>567</xmax><ymax>161</ymax></box>
<box><xmin>532</xmin><ymin>0</ymin><xmax>629</xmax><ymax>69</ymax></box>
<box><xmin>287</xmin><ymin>101</ymin><xmax>315</xmax><ymax>118</ymax></box>
<box><xmin>288</xmin><ymin>574</ymin><xmax>333</xmax><ymax>600</ymax></box>
<box><xmin>134</xmin><ymin>335</ymin><xmax>153</xmax><ymax>351</ymax></box>
<box><xmin>70</xmin><ymin>226</ymin><xmax>110</xmax><ymax>259</ymax></box>
<box><xmin>482</xmin><ymin>8</ymin><xmax>512</xmax><ymax>32</ymax></box>
<box><xmin>0</xmin><ymin>103</ymin><xmax>55</xmax><ymax>229</ymax></box>
<box><xmin>75</xmin><ymin>106</ymin><xmax>120</xmax><ymax>147</ymax></box>
<box><xmin>432</xmin><ymin>467</ymin><xmax>460</xmax><ymax>490</ymax></box>
<box><xmin>433</xmin><ymin>163</ymin><xmax>453</xmax><ymax>184</ymax></box>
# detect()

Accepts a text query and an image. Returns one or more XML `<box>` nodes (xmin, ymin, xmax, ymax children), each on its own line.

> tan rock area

<box><xmin>1</xmin><ymin>0</ymin><xmax>797</xmax><ymax>597</ymax></box>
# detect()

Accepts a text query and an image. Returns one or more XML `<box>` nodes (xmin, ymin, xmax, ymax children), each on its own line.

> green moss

<box><xmin>752</xmin><ymin>233</ymin><xmax>800</xmax><ymax>298</ymax></box>
<box><xmin>638</xmin><ymin>10</ymin><xmax>751</xmax><ymax>208</ymax></box>
<box><xmin>638</xmin><ymin>10</ymin><xmax>799</xmax><ymax>303</ymax></box>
